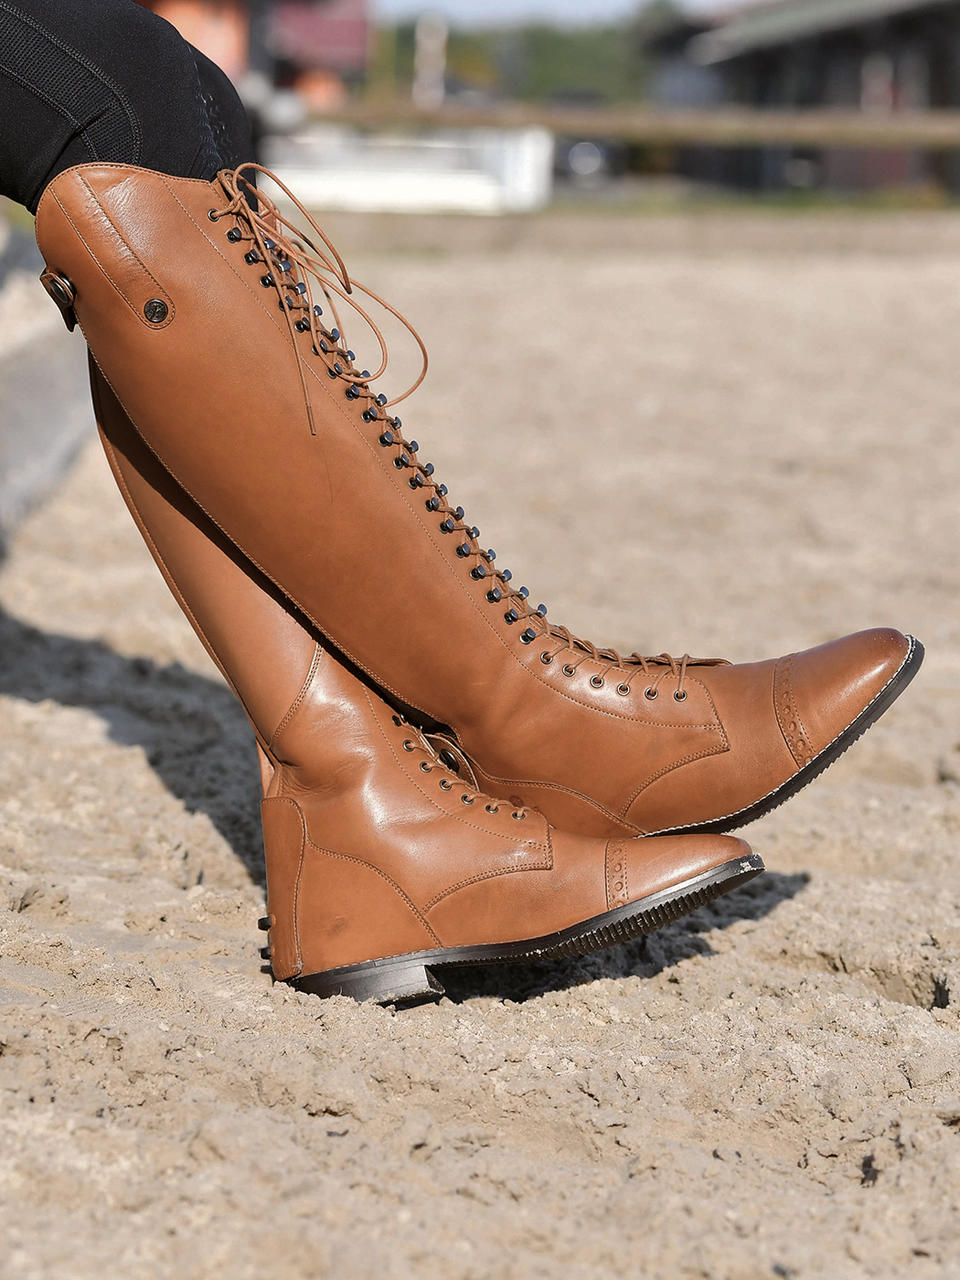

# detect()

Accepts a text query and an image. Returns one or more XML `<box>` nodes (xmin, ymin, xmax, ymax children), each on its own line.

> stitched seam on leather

<box><xmin>47</xmin><ymin>187</ymin><xmax>172</xmax><ymax>331</ymax></box>
<box><xmin>423</xmin><ymin>805</ymin><xmax>555</xmax><ymax>910</ymax></box>
<box><xmin>269</xmin><ymin>642</ymin><xmax>323</xmax><ymax>753</ymax></box>
<box><xmin>473</xmin><ymin>761</ymin><xmax>639</xmax><ymax>832</ymax></box>
<box><xmin>424</xmin><ymin>853</ymin><xmax>554</xmax><ymax>912</ymax></box>
<box><xmin>360</xmin><ymin>684</ymin><xmax>550</xmax><ymax>851</ymax></box>
<box><xmin>37</xmin><ymin>164</ymin><xmax>216</xmax><ymax>226</ymax></box>
<box><xmin>303</xmin><ymin>833</ymin><xmax>442</xmax><ymax>947</ymax></box>
<box><xmin>620</xmin><ymin>677</ymin><xmax>730</xmax><ymax>812</ymax></box>
<box><xmin>76</xmin><ymin>173</ymin><xmax>174</xmax><ymax>327</ymax></box>
<box><xmin>263</xmin><ymin>796</ymin><xmax>306</xmax><ymax>976</ymax></box>
<box><xmin>474</xmin><ymin>676</ymin><xmax>728</xmax><ymax>820</ymax></box>
<box><xmin>48</xmin><ymin>190</ymin><xmax>144</xmax><ymax>322</ymax></box>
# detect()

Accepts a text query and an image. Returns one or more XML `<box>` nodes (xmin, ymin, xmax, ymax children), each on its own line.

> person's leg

<box><xmin>0</xmin><ymin>0</ymin><xmax>251</xmax><ymax>212</ymax></box>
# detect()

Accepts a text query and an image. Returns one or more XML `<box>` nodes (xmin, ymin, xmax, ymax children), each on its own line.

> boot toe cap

<box><xmin>775</xmin><ymin>627</ymin><xmax>913</xmax><ymax>765</ymax></box>
<box><xmin>608</xmin><ymin>833</ymin><xmax>754</xmax><ymax>909</ymax></box>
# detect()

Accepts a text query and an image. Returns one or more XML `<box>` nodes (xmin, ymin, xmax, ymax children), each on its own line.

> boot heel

<box><xmin>292</xmin><ymin>955</ymin><xmax>445</xmax><ymax>1004</ymax></box>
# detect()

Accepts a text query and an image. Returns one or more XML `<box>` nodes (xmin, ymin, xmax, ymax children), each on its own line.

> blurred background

<box><xmin>132</xmin><ymin>0</ymin><xmax>960</xmax><ymax>210</ymax></box>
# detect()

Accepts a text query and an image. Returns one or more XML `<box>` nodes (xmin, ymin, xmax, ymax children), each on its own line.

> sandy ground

<box><xmin>1</xmin><ymin>210</ymin><xmax>958</xmax><ymax>1279</ymax></box>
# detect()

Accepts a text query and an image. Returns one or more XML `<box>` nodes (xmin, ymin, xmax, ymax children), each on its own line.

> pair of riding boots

<box><xmin>34</xmin><ymin>162</ymin><xmax>922</xmax><ymax>1002</ymax></box>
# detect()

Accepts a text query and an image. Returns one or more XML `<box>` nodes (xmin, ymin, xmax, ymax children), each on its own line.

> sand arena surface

<box><xmin>0</xmin><ymin>212</ymin><xmax>958</xmax><ymax>1279</ymax></box>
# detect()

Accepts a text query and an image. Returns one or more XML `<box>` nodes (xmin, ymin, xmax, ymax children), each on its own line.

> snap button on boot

<box><xmin>144</xmin><ymin>298</ymin><xmax>169</xmax><ymax>324</ymax></box>
<box><xmin>39</xmin><ymin>270</ymin><xmax>77</xmax><ymax>331</ymax></box>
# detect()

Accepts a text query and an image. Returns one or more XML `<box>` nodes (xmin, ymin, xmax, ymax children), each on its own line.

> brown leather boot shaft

<box><xmin>92</xmin><ymin>362</ymin><xmax>760</xmax><ymax>994</ymax></box>
<box><xmin>40</xmin><ymin>163</ymin><xmax>920</xmax><ymax>841</ymax></box>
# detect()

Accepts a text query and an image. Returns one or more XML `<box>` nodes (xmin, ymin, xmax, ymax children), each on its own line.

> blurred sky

<box><xmin>373</xmin><ymin>0</ymin><xmax>719</xmax><ymax>27</ymax></box>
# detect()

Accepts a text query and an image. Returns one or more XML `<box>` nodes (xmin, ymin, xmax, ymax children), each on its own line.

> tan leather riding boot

<box><xmin>37</xmin><ymin>163</ymin><xmax>922</xmax><ymax>840</ymax></box>
<box><xmin>90</xmin><ymin>362</ymin><xmax>762</xmax><ymax>1002</ymax></box>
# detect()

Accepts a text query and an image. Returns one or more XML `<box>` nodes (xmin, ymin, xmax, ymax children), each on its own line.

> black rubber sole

<box><xmin>288</xmin><ymin>851</ymin><xmax>764</xmax><ymax>1004</ymax></box>
<box><xmin>652</xmin><ymin>634</ymin><xmax>925</xmax><ymax>837</ymax></box>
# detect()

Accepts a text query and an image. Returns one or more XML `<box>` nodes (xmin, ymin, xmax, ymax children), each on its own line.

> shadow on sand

<box><xmin>0</xmin><ymin>602</ymin><xmax>265</xmax><ymax>884</ymax></box>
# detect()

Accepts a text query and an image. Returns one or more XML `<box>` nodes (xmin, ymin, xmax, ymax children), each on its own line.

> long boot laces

<box><xmin>208</xmin><ymin>164</ymin><xmax>726</xmax><ymax>699</ymax></box>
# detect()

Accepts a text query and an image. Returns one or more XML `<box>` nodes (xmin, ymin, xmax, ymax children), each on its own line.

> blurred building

<box><xmin>648</xmin><ymin>0</ymin><xmax>960</xmax><ymax>191</ymax></box>
<box><xmin>138</xmin><ymin>0</ymin><xmax>370</xmax><ymax>104</ymax></box>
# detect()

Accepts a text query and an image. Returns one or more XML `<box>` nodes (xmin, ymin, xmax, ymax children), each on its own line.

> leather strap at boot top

<box><xmin>45</xmin><ymin>169</ymin><xmax>174</xmax><ymax>329</ymax></box>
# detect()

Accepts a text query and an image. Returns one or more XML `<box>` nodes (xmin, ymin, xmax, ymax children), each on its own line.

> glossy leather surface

<box><xmin>41</xmin><ymin>163</ymin><xmax>912</xmax><ymax>837</ymax></box>
<box><xmin>92</xmin><ymin>365</ymin><xmax>750</xmax><ymax>977</ymax></box>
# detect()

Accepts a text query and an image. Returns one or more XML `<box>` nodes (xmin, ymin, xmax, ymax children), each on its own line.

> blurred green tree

<box><xmin>372</xmin><ymin>9</ymin><xmax>662</xmax><ymax>106</ymax></box>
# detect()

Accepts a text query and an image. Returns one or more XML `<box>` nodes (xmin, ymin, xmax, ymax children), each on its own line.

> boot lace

<box><xmin>207</xmin><ymin>164</ymin><xmax>728</xmax><ymax>700</ymax></box>
<box><xmin>390</xmin><ymin>713</ymin><xmax>530</xmax><ymax>821</ymax></box>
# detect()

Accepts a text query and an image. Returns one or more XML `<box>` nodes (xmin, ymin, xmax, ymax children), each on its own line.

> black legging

<box><xmin>0</xmin><ymin>0</ymin><xmax>252</xmax><ymax>214</ymax></box>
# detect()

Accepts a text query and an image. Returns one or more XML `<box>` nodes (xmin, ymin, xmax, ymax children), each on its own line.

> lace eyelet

<box><xmin>260</xmin><ymin>274</ymin><xmax>274</xmax><ymax>288</ymax></box>
<box><xmin>207</xmin><ymin>208</ymin><xmax>220</xmax><ymax>221</ymax></box>
<box><xmin>589</xmin><ymin>675</ymin><xmax>604</xmax><ymax>689</ymax></box>
<box><xmin>485</xmin><ymin>804</ymin><xmax>499</xmax><ymax>814</ymax></box>
<box><xmin>520</xmin><ymin>629</ymin><xmax>536</xmax><ymax>644</ymax></box>
<box><xmin>402</xmin><ymin>739</ymin><xmax>415</xmax><ymax>752</ymax></box>
<box><xmin>226</xmin><ymin>227</ymin><xmax>243</xmax><ymax>243</ymax></box>
<box><xmin>419</xmin><ymin>761</ymin><xmax>432</xmax><ymax>773</ymax></box>
<box><xmin>644</xmin><ymin>687</ymin><xmax>659</xmax><ymax>700</ymax></box>
<box><xmin>674</xmin><ymin>690</ymin><xmax>688</xmax><ymax>702</ymax></box>
<box><xmin>562</xmin><ymin>664</ymin><xmax>576</xmax><ymax>677</ymax></box>
<box><xmin>461</xmin><ymin>795</ymin><xmax>474</xmax><ymax>805</ymax></box>
<box><xmin>617</xmin><ymin>683</ymin><xmax>631</xmax><ymax>697</ymax></box>
<box><xmin>540</xmin><ymin>652</ymin><xmax>553</xmax><ymax>665</ymax></box>
<box><xmin>439</xmin><ymin>778</ymin><xmax>453</xmax><ymax>791</ymax></box>
<box><xmin>512</xmin><ymin>811</ymin><xmax>526</xmax><ymax>821</ymax></box>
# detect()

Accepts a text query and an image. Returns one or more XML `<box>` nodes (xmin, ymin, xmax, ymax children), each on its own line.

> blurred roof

<box><xmin>690</xmin><ymin>0</ymin><xmax>956</xmax><ymax>63</ymax></box>
<box><xmin>272</xmin><ymin>0</ymin><xmax>368</xmax><ymax>71</ymax></box>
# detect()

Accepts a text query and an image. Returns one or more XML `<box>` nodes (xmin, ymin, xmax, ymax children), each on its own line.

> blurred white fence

<box><xmin>263</xmin><ymin>125</ymin><xmax>554</xmax><ymax>215</ymax></box>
